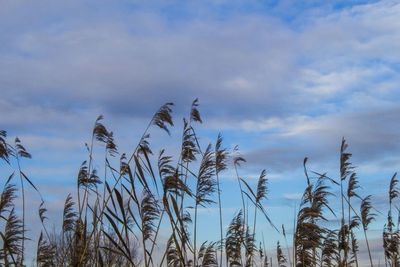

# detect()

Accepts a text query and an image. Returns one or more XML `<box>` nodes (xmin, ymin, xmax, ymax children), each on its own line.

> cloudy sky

<box><xmin>1</xmin><ymin>0</ymin><xmax>400</xmax><ymax>264</ymax></box>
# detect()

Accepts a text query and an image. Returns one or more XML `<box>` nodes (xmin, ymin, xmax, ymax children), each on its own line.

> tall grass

<box><xmin>0</xmin><ymin>100</ymin><xmax>397</xmax><ymax>266</ymax></box>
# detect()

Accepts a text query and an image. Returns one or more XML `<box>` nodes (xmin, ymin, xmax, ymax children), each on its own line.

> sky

<box><xmin>1</xmin><ymin>0</ymin><xmax>400</xmax><ymax>264</ymax></box>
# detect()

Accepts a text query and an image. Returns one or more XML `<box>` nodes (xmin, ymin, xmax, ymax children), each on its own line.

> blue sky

<box><xmin>1</xmin><ymin>0</ymin><xmax>400</xmax><ymax>264</ymax></box>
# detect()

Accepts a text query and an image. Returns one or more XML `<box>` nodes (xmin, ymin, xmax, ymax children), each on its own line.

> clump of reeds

<box><xmin>0</xmin><ymin>100</ymin><xmax>397</xmax><ymax>267</ymax></box>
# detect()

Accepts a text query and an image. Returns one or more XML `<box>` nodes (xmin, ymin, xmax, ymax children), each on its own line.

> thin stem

<box><xmin>216</xmin><ymin>172</ymin><xmax>224</xmax><ymax>267</ymax></box>
<box><xmin>252</xmin><ymin>201</ymin><xmax>257</xmax><ymax>239</ymax></box>
<box><xmin>292</xmin><ymin>204</ymin><xmax>297</xmax><ymax>267</ymax></box>
<box><xmin>16</xmin><ymin>156</ymin><xmax>25</xmax><ymax>265</ymax></box>
<box><xmin>283</xmin><ymin>229</ymin><xmax>292</xmax><ymax>267</ymax></box>
<box><xmin>193</xmin><ymin>201</ymin><xmax>198</xmax><ymax>266</ymax></box>
<box><xmin>234</xmin><ymin>164</ymin><xmax>246</xmax><ymax>229</ymax></box>
<box><xmin>147</xmin><ymin>209</ymin><xmax>165</xmax><ymax>267</ymax></box>
<box><xmin>340</xmin><ymin>177</ymin><xmax>347</xmax><ymax>267</ymax></box>
<box><xmin>363</xmin><ymin>227</ymin><xmax>374</xmax><ymax>267</ymax></box>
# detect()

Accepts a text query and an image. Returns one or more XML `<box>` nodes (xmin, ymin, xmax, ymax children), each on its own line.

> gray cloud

<box><xmin>1</xmin><ymin>1</ymin><xmax>398</xmax><ymax>121</ymax></box>
<box><xmin>0</xmin><ymin>15</ymin><xmax>299</xmax><ymax>119</ymax></box>
<box><xmin>232</xmin><ymin>103</ymin><xmax>400</xmax><ymax>175</ymax></box>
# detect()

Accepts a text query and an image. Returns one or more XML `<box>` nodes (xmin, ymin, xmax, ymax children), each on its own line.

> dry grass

<box><xmin>0</xmin><ymin>100</ymin><xmax>398</xmax><ymax>267</ymax></box>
